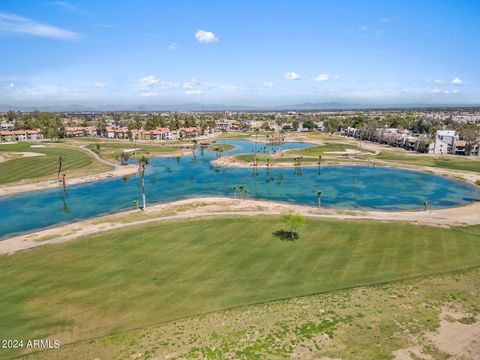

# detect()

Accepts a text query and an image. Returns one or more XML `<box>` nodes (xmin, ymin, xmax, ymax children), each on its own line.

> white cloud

<box><xmin>428</xmin><ymin>79</ymin><xmax>446</xmax><ymax>85</ymax></box>
<box><xmin>263</xmin><ymin>81</ymin><xmax>274</xmax><ymax>88</ymax></box>
<box><xmin>452</xmin><ymin>89</ymin><xmax>460</xmax><ymax>94</ymax></box>
<box><xmin>360</xmin><ymin>26</ymin><xmax>369</xmax><ymax>32</ymax></box>
<box><xmin>379</xmin><ymin>17</ymin><xmax>389</xmax><ymax>24</ymax></box>
<box><xmin>195</xmin><ymin>30</ymin><xmax>218</xmax><ymax>43</ymax></box>
<box><xmin>94</xmin><ymin>82</ymin><xmax>106</xmax><ymax>88</ymax></box>
<box><xmin>136</xmin><ymin>76</ymin><xmax>242</xmax><ymax>96</ymax></box>
<box><xmin>50</xmin><ymin>1</ymin><xmax>91</xmax><ymax>16</ymax></box>
<box><xmin>138</xmin><ymin>75</ymin><xmax>160</xmax><ymax>88</ymax></box>
<box><xmin>0</xmin><ymin>12</ymin><xmax>81</xmax><ymax>39</ymax></box>
<box><xmin>431</xmin><ymin>88</ymin><xmax>450</xmax><ymax>94</ymax></box>
<box><xmin>4</xmin><ymin>82</ymin><xmax>14</xmax><ymax>90</ymax></box>
<box><xmin>451</xmin><ymin>77</ymin><xmax>465</xmax><ymax>85</ymax></box>
<box><xmin>312</xmin><ymin>74</ymin><xmax>340</xmax><ymax>82</ymax></box>
<box><xmin>169</xmin><ymin>42</ymin><xmax>177</xmax><ymax>50</ymax></box>
<box><xmin>185</xmin><ymin>89</ymin><xmax>204</xmax><ymax>95</ymax></box>
<box><xmin>141</xmin><ymin>91</ymin><xmax>158</xmax><ymax>97</ymax></box>
<box><xmin>284</xmin><ymin>72</ymin><xmax>301</xmax><ymax>80</ymax></box>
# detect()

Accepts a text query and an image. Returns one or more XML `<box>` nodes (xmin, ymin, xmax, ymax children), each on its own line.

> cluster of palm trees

<box><xmin>114</xmin><ymin>151</ymin><xmax>132</xmax><ymax>165</ymax></box>
<box><xmin>232</xmin><ymin>185</ymin><xmax>250</xmax><ymax>199</ymax></box>
<box><xmin>293</xmin><ymin>156</ymin><xmax>303</xmax><ymax>167</ymax></box>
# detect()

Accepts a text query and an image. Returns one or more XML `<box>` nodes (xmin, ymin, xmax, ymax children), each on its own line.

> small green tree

<box><xmin>281</xmin><ymin>210</ymin><xmax>306</xmax><ymax>240</ymax></box>
<box><xmin>423</xmin><ymin>200</ymin><xmax>429</xmax><ymax>211</ymax></box>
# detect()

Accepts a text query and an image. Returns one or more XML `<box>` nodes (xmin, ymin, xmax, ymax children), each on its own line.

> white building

<box><xmin>433</xmin><ymin>130</ymin><xmax>457</xmax><ymax>154</ymax></box>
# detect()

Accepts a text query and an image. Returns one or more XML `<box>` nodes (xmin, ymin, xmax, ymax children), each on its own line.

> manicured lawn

<box><xmin>85</xmin><ymin>143</ymin><xmax>183</xmax><ymax>162</ymax></box>
<box><xmin>207</xmin><ymin>143</ymin><xmax>235</xmax><ymax>152</ymax></box>
<box><xmin>287</xmin><ymin>142</ymin><xmax>362</xmax><ymax>156</ymax></box>
<box><xmin>373</xmin><ymin>151</ymin><xmax>480</xmax><ymax>173</ymax></box>
<box><xmin>1</xmin><ymin>217</ymin><xmax>480</xmax><ymax>358</ymax></box>
<box><xmin>0</xmin><ymin>143</ymin><xmax>111</xmax><ymax>184</ymax></box>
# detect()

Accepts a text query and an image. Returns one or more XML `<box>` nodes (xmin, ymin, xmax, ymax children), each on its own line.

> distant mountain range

<box><xmin>0</xmin><ymin>102</ymin><xmax>478</xmax><ymax>112</ymax></box>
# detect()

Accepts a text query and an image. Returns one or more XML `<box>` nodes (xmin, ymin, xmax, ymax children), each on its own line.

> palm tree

<box><xmin>317</xmin><ymin>191</ymin><xmax>322</xmax><ymax>208</ymax></box>
<box><xmin>232</xmin><ymin>186</ymin><xmax>237</xmax><ymax>199</ymax></box>
<box><xmin>318</xmin><ymin>155</ymin><xmax>322</xmax><ymax>166</ymax></box>
<box><xmin>423</xmin><ymin>200</ymin><xmax>429</xmax><ymax>211</ymax></box>
<box><xmin>239</xmin><ymin>185</ymin><xmax>244</xmax><ymax>199</ymax></box>
<box><xmin>244</xmin><ymin>189</ymin><xmax>250</xmax><ymax>198</ymax></box>
<box><xmin>57</xmin><ymin>156</ymin><xmax>63</xmax><ymax>179</ymax></box>
<box><xmin>137</xmin><ymin>155</ymin><xmax>150</xmax><ymax>210</ymax></box>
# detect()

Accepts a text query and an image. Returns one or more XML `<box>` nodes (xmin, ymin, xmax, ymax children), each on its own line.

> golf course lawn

<box><xmin>365</xmin><ymin>150</ymin><xmax>480</xmax><ymax>173</ymax></box>
<box><xmin>0</xmin><ymin>142</ymin><xmax>112</xmax><ymax>184</ymax></box>
<box><xmin>85</xmin><ymin>142</ymin><xmax>183</xmax><ymax>162</ymax></box>
<box><xmin>287</xmin><ymin>142</ymin><xmax>364</xmax><ymax>156</ymax></box>
<box><xmin>1</xmin><ymin>217</ymin><xmax>480</xmax><ymax>358</ymax></box>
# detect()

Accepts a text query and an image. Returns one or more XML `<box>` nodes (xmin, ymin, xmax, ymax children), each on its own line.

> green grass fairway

<box><xmin>85</xmin><ymin>142</ymin><xmax>184</xmax><ymax>162</ymax></box>
<box><xmin>372</xmin><ymin>150</ymin><xmax>480</xmax><ymax>173</ymax></box>
<box><xmin>287</xmin><ymin>142</ymin><xmax>361</xmax><ymax>156</ymax></box>
<box><xmin>0</xmin><ymin>143</ymin><xmax>112</xmax><ymax>184</ymax></box>
<box><xmin>1</xmin><ymin>217</ymin><xmax>480</xmax><ymax>358</ymax></box>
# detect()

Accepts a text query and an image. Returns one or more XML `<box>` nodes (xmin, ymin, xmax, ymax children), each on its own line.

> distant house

<box><xmin>144</xmin><ymin>128</ymin><xmax>171</xmax><ymax>141</ymax></box>
<box><xmin>0</xmin><ymin>129</ymin><xmax>43</xmax><ymax>142</ymax></box>
<box><xmin>179</xmin><ymin>127</ymin><xmax>201</xmax><ymax>139</ymax></box>
<box><xmin>26</xmin><ymin>129</ymin><xmax>42</xmax><ymax>140</ymax></box>
<box><xmin>65</xmin><ymin>127</ymin><xmax>84</xmax><ymax>137</ymax></box>
<box><xmin>0</xmin><ymin>131</ymin><xmax>14</xmax><ymax>142</ymax></box>
<box><xmin>0</xmin><ymin>123</ymin><xmax>14</xmax><ymax>131</ymax></box>
<box><xmin>433</xmin><ymin>130</ymin><xmax>457</xmax><ymax>154</ymax></box>
<box><xmin>13</xmin><ymin>130</ymin><xmax>27</xmax><ymax>141</ymax></box>
<box><xmin>103</xmin><ymin>127</ymin><xmax>116</xmax><ymax>139</ymax></box>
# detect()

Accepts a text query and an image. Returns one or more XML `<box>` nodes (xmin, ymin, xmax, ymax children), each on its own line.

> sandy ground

<box><xmin>0</xmin><ymin>151</ymin><xmax>46</xmax><ymax>163</ymax></box>
<box><xmin>394</xmin><ymin>309</ymin><xmax>480</xmax><ymax>360</ymax></box>
<box><xmin>1</xmin><ymin>196</ymin><xmax>480</xmax><ymax>255</ymax></box>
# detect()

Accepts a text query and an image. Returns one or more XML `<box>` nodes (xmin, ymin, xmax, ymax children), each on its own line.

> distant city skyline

<box><xmin>0</xmin><ymin>0</ymin><xmax>479</xmax><ymax>107</ymax></box>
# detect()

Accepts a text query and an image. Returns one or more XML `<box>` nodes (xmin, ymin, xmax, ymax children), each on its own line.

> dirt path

<box><xmin>2</xmin><ymin>197</ymin><xmax>479</xmax><ymax>256</ymax></box>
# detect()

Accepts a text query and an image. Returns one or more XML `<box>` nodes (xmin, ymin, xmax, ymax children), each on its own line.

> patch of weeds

<box><xmin>457</xmin><ymin>315</ymin><xmax>476</xmax><ymax>324</ymax></box>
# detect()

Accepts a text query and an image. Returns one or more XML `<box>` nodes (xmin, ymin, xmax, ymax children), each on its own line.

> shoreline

<box><xmin>211</xmin><ymin>155</ymin><xmax>480</xmax><ymax>186</ymax></box>
<box><xmin>0</xmin><ymin>165</ymin><xmax>138</xmax><ymax>197</ymax></box>
<box><xmin>2</xmin><ymin>196</ymin><xmax>480</xmax><ymax>256</ymax></box>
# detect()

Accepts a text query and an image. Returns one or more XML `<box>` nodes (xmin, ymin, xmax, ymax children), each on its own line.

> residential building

<box><xmin>433</xmin><ymin>130</ymin><xmax>457</xmax><ymax>154</ymax></box>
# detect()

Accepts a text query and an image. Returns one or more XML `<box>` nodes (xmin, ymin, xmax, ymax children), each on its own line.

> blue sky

<box><xmin>0</xmin><ymin>0</ymin><xmax>479</xmax><ymax>107</ymax></box>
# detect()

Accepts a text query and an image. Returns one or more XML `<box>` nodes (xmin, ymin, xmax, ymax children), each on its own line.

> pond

<box><xmin>0</xmin><ymin>140</ymin><xmax>478</xmax><ymax>239</ymax></box>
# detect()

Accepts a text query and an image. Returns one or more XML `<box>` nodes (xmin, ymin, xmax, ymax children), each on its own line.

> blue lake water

<box><xmin>0</xmin><ymin>139</ymin><xmax>479</xmax><ymax>239</ymax></box>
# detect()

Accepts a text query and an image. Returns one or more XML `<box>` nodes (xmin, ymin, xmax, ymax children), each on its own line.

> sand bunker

<box><xmin>123</xmin><ymin>148</ymin><xmax>141</xmax><ymax>153</ymax></box>
<box><xmin>30</xmin><ymin>145</ymin><xmax>46</xmax><ymax>148</ymax></box>
<box><xmin>0</xmin><ymin>151</ymin><xmax>46</xmax><ymax>163</ymax></box>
